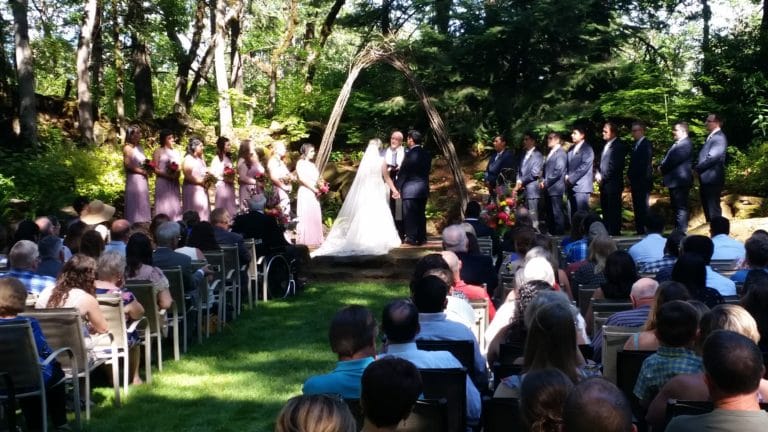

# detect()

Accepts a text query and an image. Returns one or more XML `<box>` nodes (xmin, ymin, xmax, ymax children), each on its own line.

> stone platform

<box><xmin>307</xmin><ymin>238</ymin><xmax>443</xmax><ymax>280</ymax></box>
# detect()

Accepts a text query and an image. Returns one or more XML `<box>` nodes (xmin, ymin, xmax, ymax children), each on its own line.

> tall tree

<box><xmin>10</xmin><ymin>0</ymin><xmax>38</xmax><ymax>146</ymax></box>
<box><xmin>76</xmin><ymin>0</ymin><xmax>99</xmax><ymax>145</ymax></box>
<box><xmin>212</xmin><ymin>0</ymin><xmax>233</xmax><ymax>137</ymax></box>
<box><xmin>111</xmin><ymin>0</ymin><xmax>125</xmax><ymax>139</ymax></box>
<box><xmin>128</xmin><ymin>0</ymin><xmax>154</xmax><ymax>119</ymax></box>
<box><xmin>303</xmin><ymin>0</ymin><xmax>346</xmax><ymax>93</ymax></box>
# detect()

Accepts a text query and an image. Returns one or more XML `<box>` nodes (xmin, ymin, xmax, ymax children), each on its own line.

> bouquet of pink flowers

<box><xmin>166</xmin><ymin>161</ymin><xmax>179</xmax><ymax>176</ymax></box>
<box><xmin>142</xmin><ymin>159</ymin><xmax>156</xmax><ymax>175</ymax></box>
<box><xmin>318</xmin><ymin>181</ymin><xmax>330</xmax><ymax>195</ymax></box>
<box><xmin>223</xmin><ymin>166</ymin><xmax>236</xmax><ymax>183</ymax></box>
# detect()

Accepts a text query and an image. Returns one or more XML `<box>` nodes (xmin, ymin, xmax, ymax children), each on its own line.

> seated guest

<box><xmin>441</xmin><ymin>250</ymin><xmax>496</xmax><ymax>321</ymax></box>
<box><xmin>560</xmin><ymin>210</ymin><xmax>589</xmax><ymax>249</ymax></box>
<box><xmin>442</xmin><ymin>224</ymin><xmax>497</xmax><ymax>295</ymax></box>
<box><xmin>585</xmin><ymin>250</ymin><xmax>638</xmax><ymax>334</ymax></box>
<box><xmin>104</xmin><ymin>219</ymin><xmax>131</xmax><ymax>256</ymax></box>
<box><xmin>37</xmin><ymin>235</ymin><xmax>65</xmax><ymax>278</ymax></box>
<box><xmin>495</xmin><ymin>299</ymin><xmax>597</xmax><ymax>398</ymax></box>
<box><xmin>210</xmin><ymin>208</ymin><xmax>251</xmax><ymax>267</ymax></box>
<box><xmin>185</xmin><ymin>221</ymin><xmax>220</xmax><ymax>253</ymax></box>
<box><xmin>709</xmin><ymin>216</ymin><xmax>745</xmax><ymax>261</ymax></box>
<box><xmin>0</xmin><ymin>277</ymin><xmax>69</xmax><ymax>430</ymax></box>
<box><xmin>95</xmin><ymin>250</ymin><xmax>145</xmax><ymax>384</ymax></box>
<box><xmin>411</xmin><ymin>275</ymin><xmax>487</xmax><ymax>388</ymax></box>
<box><xmin>302</xmin><ymin>305</ymin><xmax>377</xmax><ymax>399</ymax></box>
<box><xmin>80</xmin><ymin>229</ymin><xmax>105</xmax><ymax>259</ymax></box>
<box><xmin>35</xmin><ymin>254</ymin><xmax>109</xmax><ymax>335</ymax></box>
<box><xmin>563</xmin><ymin>377</ymin><xmax>636</xmax><ymax>432</ymax></box>
<box><xmin>681</xmin><ymin>235</ymin><xmax>736</xmax><ymax>296</ymax></box>
<box><xmin>665</xmin><ymin>330</ymin><xmax>768</xmax><ymax>432</ymax></box>
<box><xmin>63</xmin><ymin>220</ymin><xmax>87</xmax><ymax>255</ymax></box>
<box><xmin>563</xmin><ymin>214</ymin><xmax>604</xmax><ymax>265</ymax></box>
<box><xmin>126</xmin><ymin>232</ymin><xmax>173</xmax><ymax>310</ymax></box>
<box><xmin>360</xmin><ymin>357</ymin><xmax>422</xmax><ymax>432</ymax></box>
<box><xmin>174</xmin><ymin>221</ymin><xmax>207</xmax><ymax>260</ymax></box>
<box><xmin>149</xmin><ymin>213</ymin><xmax>172</xmax><ymax>246</ymax></box>
<box><xmin>520</xmin><ymin>368</ymin><xmax>574</xmax><ymax>432</ymax></box>
<box><xmin>628</xmin><ymin>212</ymin><xmax>666</xmax><ymax>266</ymax></box>
<box><xmin>633</xmin><ymin>300</ymin><xmax>702</xmax><ymax>408</ymax></box>
<box><xmin>624</xmin><ymin>281</ymin><xmax>691</xmax><ymax>351</ymax></box>
<box><xmin>642</xmin><ymin>230</ymin><xmax>685</xmax><ymax>280</ymax></box>
<box><xmin>11</xmin><ymin>219</ymin><xmax>41</xmax><ymax>248</ymax></box>
<box><xmin>739</xmin><ymin>270</ymin><xmax>768</xmax><ymax>352</ymax></box>
<box><xmin>275</xmin><ymin>394</ymin><xmax>356</xmax><ymax>432</ymax></box>
<box><xmin>731</xmin><ymin>231</ymin><xmax>768</xmax><ymax>283</ymax></box>
<box><xmin>80</xmin><ymin>199</ymin><xmax>115</xmax><ymax>241</ymax></box>
<box><xmin>153</xmin><ymin>221</ymin><xmax>202</xmax><ymax>297</ymax></box>
<box><xmin>532</xmin><ymin>234</ymin><xmax>573</xmax><ymax>296</ymax></box>
<box><xmin>572</xmin><ymin>234</ymin><xmax>616</xmax><ymax>287</ymax></box>
<box><xmin>231</xmin><ymin>196</ymin><xmax>290</xmax><ymax>256</ymax></box>
<box><xmin>411</xmin><ymin>253</ymin><xmax>475</xmax><ymax>330</ymax></box>
<box><xmin>592</xmin><ymin>278</ymin><xmax>658</xmax><ymax>362</ymax></box>
<box><xmin>379</xmin><ymin>299</ymin><xmax>481</xmax><ymax>426</ymax></box>
<box><xmin>463</xmin><ymin>200</ymin><xmax>501</xmax><ymax>262</ymax></box>
<box><xmin>646</xmin><ymin>305</ymin><xmax>767</xmax><ymax>429</ymax></box>
<box><xmin>671</xmin><ymin>253</ymin><xmax>724</xmax><ymax>308</ymax></box>
<box><xmin>0</xmin><ymin>240</ymin><xmax>56</xmax><ymax>294</ymax></box>
<box><xmin>182</xmin><ymin>210</ymin><xmax>201</xmax><ymax>231</ymax></box>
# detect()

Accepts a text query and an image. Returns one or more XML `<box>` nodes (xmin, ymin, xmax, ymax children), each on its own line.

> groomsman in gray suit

<box><xmin>566</xmin><ymin>125</ymin><xmax>594</xmax><ymax>218</ymax></box>
<box><xmin>695</xmin><ymin>113</ymin><xmax>728</xmax><ymax>222</ymax></box>
<box><xmin>516</xmin><ymin>131</ymin><xmax>544</xmax><ymax>230</ymax></box>
<box><xmin>596</xmin><ymin>122</ymin><xmax>626</xmax><ymax>236</ymax></box>
<box><xmin>541</xmin><ymin>132</ymin><xmax>568</xmax><ymax>235</ymax></box>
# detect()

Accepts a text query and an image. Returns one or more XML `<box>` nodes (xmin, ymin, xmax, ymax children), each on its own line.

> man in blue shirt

<box><xmin>629</xmin><ymin>213</ymin><xmax>667</xmax><ymax>267</ymax></box>
<box><xmin>709</xmin><ymin>216</ymin><xmax>745</xmax><ymax>262</ymax></box>
<box><xmin>302</xmin><ymin>305</ymin><xmax>377</xmax><ymax>399</ymax></box>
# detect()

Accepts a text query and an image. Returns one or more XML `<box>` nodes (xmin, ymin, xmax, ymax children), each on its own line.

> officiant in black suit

<box><xmin>396</xmin><ymin>130</ymin><xmax>432</xmax><ymax>245</ymax></box>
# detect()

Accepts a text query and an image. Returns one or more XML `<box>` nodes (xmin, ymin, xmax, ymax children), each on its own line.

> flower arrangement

<box><xmin>203</xmin><ymin>172</ymin><xmax>218</xmax><ymax>189</ymax></box>
<box><xmin>141</xmin><ymin>159</ymin><xmax>156</xmax><ymax>175</ymax></box>
<box><xmin>262</xmin><ymin>182</ymin><xmax>289</xmax><ymax>226</ymax></box>
<box><xmin>481</xmin><ymin>173</ymin><xmax>517</xmax><ymax>235</ymax></box>
<box><xmin>223</xmin><ymin>166</ymin><xmax>236</xmax><ymax>183</ymax></box>
<box><xmin>166</xmin><ymin>161</ymin><xmax>179</xmax><ymax>176</ymax></box>
<box><xmin>318</xmin><ymin>181</ymin><xmax>330</xmax><ymax>195</ymax></box>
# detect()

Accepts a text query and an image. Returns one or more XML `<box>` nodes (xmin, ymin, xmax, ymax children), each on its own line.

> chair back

<box><xmin>602</xmin><ymin>326</ymin><xmax>641</xmax><ymax>384</ymax></box>
<box><xmin>415</xmin><ymin>340</ymin><xmax>474</xmax><ymax>374</ymax></box>
<box><xmin>476</xmin><ymin>237</ymin><xmax>493</xmax><ymax>258</ymax></box>
<box><xmin>592</xmin><ymin>311</ymin><xmax>614</xmax><ymax>337</ymax></box>
<box><xmin>497</xmin><ymin>342</ymin><xmax>523</xmax><ymax>365</ymax></box>
<box><xmin>95</xmin><ymin>295</ymin><xmax>128</xmax><ymax>352</ymax></box>
<box><xmin>614</xmin><ymin>236</ymin><xmax>643</xmax><ymax>251</ymax></box>
<box><xmin>0</xmin><ymin>320</ymin><xmax>45</xmax><ymax>395</ymax></box>
<box><xmin>491</xmin><ymin>363</ymin><xmax>523</xmax><ymax>390</ymax></box>
<box><xmin>125</xmin><ymin>280</ymin><xmax>162</xmax><ymax>335</ymax></box>
<box><xmin>616</xmin><ymin>350</ymin><xmax>654</xmax><ymax>407</ymax></box>
<box><xmin>20</xmin><ymin>308</ymin><xmax>88</xmax><ymax>373</ymax></box>
<box><xmin>219</xmin><ymin>245</ymin><xmax>240</xmax><ymax>285</ymax></box>
<box><xmin>591</xmin><ymin>298</ymin><xmax>633</xmax><ymax>314</ymax></box>
<box><xmin>710</xmin><ymin>259</ymin><xmax>738</xmax><ymax>272</ymax></box>
<box><xmin>397</xmin><ymin>399</ymin><xmax>449</xmax><ymax>432</ymax></box>
<box><xmin>577</xmin><ymin>285</ymin><xmax>599</xmax><ymax>318</ymax></box>
<box><xmin>482</xmin><ymin>397</ymin><xmax>523</xmax><ymax>432</ymax></box>
<box><xmin>469</xmin><ymin>299</ymin><xmax>489</xmax><ymax>351</ymax></box>
<box><xmin>418</xmin><ymin>368</ymin><xmax>467</xmax><ymax>432</ymax></box>
<box><xmin>162</xmin><ymin>267</ymin><xmax>186</xmax><ymax>314</ymax></box>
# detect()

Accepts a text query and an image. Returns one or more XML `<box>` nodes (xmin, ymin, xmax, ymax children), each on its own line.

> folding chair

<box><xmin>202</xmin><ymin>251</ymin><xmax>228</xmax><ymax>325</ymax></box>
<box><xmin>397</xmin><ymin>399</ymin><xmax>449</xmax><ymax>431</ymax></box>
<box><xmin>602</xmin><ymin>325</ymin><xmax>642</xmax><ymax>384</ymax></box>
<box><xmin>0</xmin><ymin>320</ymin><xmax>81</xmax><ymax>431</ymax></box>
<box><xmin>219</xmin><ymin>245</ymin><xmax>242</xmax><ymax>318</ymax></box>
<box><xmin>125</xmin><ymin>280</ymin><xmax>165</xmax><ymax>372</ymax></box>
<box><xmin>190</xmin><ymin>259</ymin><xmax>212</xmax><ymax>339</ymax></box>
<box><xmin>482</xmin><ymin>397</ymin><xmax>523</xmax><ymax>432</ymax></box>
<box><xmin>419</xmin><ymin>368</ymin><xmax>467</xmax><ymax>432</ymax></box>
<box><xmin>20</xmin><ymin>308</ymin><xmax>114</xmax><ymax>420</ymax></box>
<box><xmin>416</xmin><ymin>340</ymin><xmax>475</xmax><ymax>374</ymax></box>
<box><xmin>469</xmin><ymin>299</ymin><xmax>489</xmax><ymax>352</ymax></box>
<box><xmin>243</xmin><ymin>238</ymin><xmax>262</xmax><ymax>307</ymax></box>
<box><xmin>162</xmin><ymin>267</ymin><xmax>190</xmax><ymax>355</ymax></box>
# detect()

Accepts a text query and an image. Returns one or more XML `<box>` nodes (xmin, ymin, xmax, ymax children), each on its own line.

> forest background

<box><xmin>0</xmin><ymin>0</ymin><xmax>767</xmax><ymax>227</ymax></box>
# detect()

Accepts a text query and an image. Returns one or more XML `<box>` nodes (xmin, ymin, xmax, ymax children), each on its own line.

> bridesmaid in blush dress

<box><xmin>182</xmin><ymin>137</ymin><xmax>211</xmax><ymax>221</ymax></box>
<box><xmin>210</xmin><ymin>136</ymin><xmax>237</xmax><ymax>217</ymax></box>
<box><xmin>237</xmin><ymin>139</ymin><xmax>265</xmax><ymax>212</ymax></box>
<box><xmin>295</xmin><ymin>144</ymin><xmax>324</xmax><ymax>247</ymax></box>
<box><xmin>152</xmin><ymin>129</ymin><xmax>182</xmax><ymax>220</ymax></box>
<box><xmin>268</xmin><ymin>141</ymin><xmax>293</xmax><ymax>219</ymax></box>
<box><xmin>123</xmin><ymin>125</ymin><xmax>152</xmax><ymax>224</ymax></box>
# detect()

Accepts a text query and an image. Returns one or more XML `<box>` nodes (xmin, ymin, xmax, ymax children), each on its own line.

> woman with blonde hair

<box><xmin>572</xmin><ymin>234</ymin><xmax>616</xmax><ymax>287</ymax></box>
<box><xmin>35</xmin><ymin>254</ymin><xmax>109</xmax><ymax>335</ymax></box>
<box><xmin>275</xmin><ymin>394</ymin><xmax>356</xmax><ymax>432</ymax></box>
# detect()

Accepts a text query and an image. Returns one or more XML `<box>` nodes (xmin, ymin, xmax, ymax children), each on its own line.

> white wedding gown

<box><xmin>311</xmin><ymin>143</ymin><xmax>402</xmax><ymax>257</ymax></box>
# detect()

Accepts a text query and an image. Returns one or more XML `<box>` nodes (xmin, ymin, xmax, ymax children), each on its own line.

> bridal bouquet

<box><xmin>223</xmin><ymin>166</ymin><xmax>236</xmax><ymax>183</ymax></box>
<box><xmin>166</xmin><ymin>161</ymin><xmax>180</xmax><ymax>176</ymax></box>
<box><xmin>141</xmin><ymin>159</ymin><xmax>156</xmax><ymax>175</ymax></box>
<box><xmin>203</xmin><ymin>172</ymin><xmax>218</xmax><ymax>189</ymax></box>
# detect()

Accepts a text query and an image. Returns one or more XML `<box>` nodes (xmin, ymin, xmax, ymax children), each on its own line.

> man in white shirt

<box><xmin>709</xmin><ymin>216</ymin><xmax>745</xmax><ymax>261</ymax></box>
<box><xmin>628</xmin><ymin>212</ymin><xmax>667</xmax><ymax>266</ymax></box>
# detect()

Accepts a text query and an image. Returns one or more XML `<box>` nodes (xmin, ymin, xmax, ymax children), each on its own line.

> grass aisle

<box><xmin>86</xmin><ymin>281</ymin><xmax>408</xmax><ymax>432</ymax></box>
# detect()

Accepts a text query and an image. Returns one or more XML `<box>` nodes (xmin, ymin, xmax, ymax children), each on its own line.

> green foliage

<box><xmin>0</xmin><ymin>126</ymin><xmax>124</xmax><ymax>218</ymax></box>
<box><xmin>726</xmin><ymin>141</ymin><xmax>768</xmax><ymax>195</ymax></box>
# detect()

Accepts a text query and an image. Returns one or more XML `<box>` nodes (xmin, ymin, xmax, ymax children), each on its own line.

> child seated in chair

<box><xmin>0</xmin><ymin>277</ymin><xmax>69</xmax><ymax>430</ymax></box>
<box><xmin>633</xmin><ymin>300</ymin><xmax>702</xmax><ymax>409</ymax></box>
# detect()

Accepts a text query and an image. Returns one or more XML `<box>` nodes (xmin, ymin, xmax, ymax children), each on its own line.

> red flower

<box><xmin>167</xmin><ymin>161</ymin><xmax>179</xmax><ymax>173</ymax></box>
<box><xmin>223</xmin><ymin>166</ymin><xmax>236</xmax><ymax>176</ymax></box>
<box><xmin>498</xmin><ymin>212</ymin><xmax>509</xmax><ymax>222</ymax></box>
<box><xmin>505</xmin><ymin>197</ymin><xmax>515</xmax><ymax>206</ymax></box>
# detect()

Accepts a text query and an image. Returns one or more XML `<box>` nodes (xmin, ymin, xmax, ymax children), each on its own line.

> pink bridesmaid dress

<box><xmin>210</xmin><ymin>154</ymin><xmax>237</xmax><ymax>217</ymax></box>
<box><xmin>154</xmin><ymin>147</ymin><xmax>182</xmax><ymax>220</ymax></box>
<box><xmin>182</xmin><ymin>155</ymin><xmax>210</xmax><ymax>221</ymax></box>
<box><xmin>237</xmin><ymin>157</ymin><xmax>265</xmax><ymax>212</ymax></box>
<box><xmin>295</xmin><ymin>159</ymin><xmax>324</xmax><ymax>247</ymax></box>
<box><xmin>125</xmin><ymin>146</ymin><xmax>152</xmax><ymax>223</ymax></box>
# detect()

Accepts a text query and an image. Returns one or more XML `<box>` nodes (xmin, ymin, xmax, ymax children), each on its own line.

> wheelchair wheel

<box><xmin>265</xmin><ymin>255</ymin><xmax>293</xmax><ymax>299</ymax></box>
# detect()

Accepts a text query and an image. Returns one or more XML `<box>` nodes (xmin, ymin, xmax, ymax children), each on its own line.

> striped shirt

<box><xmin>591</xmin><ymin>305</ymin><xmax>650</xmax><ymax>362</ymax></box>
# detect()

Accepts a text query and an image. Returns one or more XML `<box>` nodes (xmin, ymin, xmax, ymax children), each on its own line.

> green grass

<box><xmin>85</xmin><ymin>281</ymin><xmax>408</xmax><ymax>432</ymax></box>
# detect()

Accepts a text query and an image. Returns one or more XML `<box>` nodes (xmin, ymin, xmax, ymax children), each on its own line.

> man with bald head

<box><xmin>0</xmin><ymin>240</ymin><xmax>56</xmax><ymax>294</ymax></box>
<box><xmin>105</xmin><ymin>219</ymin><xmax>131</xmax><ymax>256</ymax></box>
<box><xmin>442</xmin><ymin>224</ymin><xmax>497</xmax><ymax>296</ymax></box>
<box><xmin>440</xmin><ymin>251</ymin><xmax>496</xmax><ymax>320</ymax></box>
<box><xmin>592</xmin><ymin>278</ymin><xmax>659</xmax><ymax>361</ymax></box>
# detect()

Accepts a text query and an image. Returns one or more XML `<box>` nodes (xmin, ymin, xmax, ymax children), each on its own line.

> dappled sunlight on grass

<box><xmin>85</xmin><ymin>281</ymin><xmax>408</xmax><ymax>432</ymax></box>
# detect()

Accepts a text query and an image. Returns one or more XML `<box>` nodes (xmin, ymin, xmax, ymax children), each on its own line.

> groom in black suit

<box><xmin>396</xmin><ymin>130</ymin><xmax>432</xmax><ymax>245</ymax></box>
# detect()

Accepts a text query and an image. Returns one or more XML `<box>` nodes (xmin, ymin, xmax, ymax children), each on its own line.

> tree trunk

<box><xmin>229</xmin><ymin>0</ymin><xmax>244</xmax><ymax>92</ymax></box>
<box><xmin>700</xmin><ymin>0</ymin><xmax>712</xmax><ymax>95</ymax></box>
<box><xmin>316</xmin><ymin>43</ymin><xmax>468</xmax><ymax>213</ymax></box>
<box><xmin>76</xmin><ymin>0</ymin><xmax>98</xmax><ymax>145</ymax></box>
<box><xmin>0</xmin><ymin>19</ymin><xmax>14</xmax><ymax>104</ymax></box>
<box><xmin>434</xmin><ymin>0</ymin><xmax>450</xmax><ymax>34</ymax></box>
<box><xmin>111</xmin><ymin>0</ymin><xmax>125</xmax><ymax>140</ymax></box>
<box><xmin>212</xmin><ymin>0</ymin><xmax>233</xmax><ymax>137</ymax></box>
<box><xmin>168</xmin><ymin>0</ymin><xmax>208</xmax><ymax>115</ymax></box>
<box><xmin>381</xmin><ymin>0</ymin><xmax>391</xmax><ymax>35</ymax></box>
<box><xmin>128</xmin><ymin>0</ymin><xmax>154</xmax><ymax>119</ymax></box>
<box><xmin>760</xmin><ymin>0</ymin><xmax>768</xmax><ymax>64</ymax></box>
<box><xmin>10</xmin><ymin>0</ymin><xmax>37</xmax><ymax>147</ymax></box>
<box><xmin>304</xmin><ymin>0</ymin><xmax>345</xmax><ymax>93</ymax></box>
<box><xmin>91</xmin><ymin>0</ymin><xmax>103</xmax><ymax>119</ymax></box>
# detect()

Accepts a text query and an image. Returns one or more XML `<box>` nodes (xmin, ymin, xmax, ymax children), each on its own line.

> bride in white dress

<box><xmin>311</xmin><ymin>139</ymin><xmax>402</xmax><ymax>256</ymax></box>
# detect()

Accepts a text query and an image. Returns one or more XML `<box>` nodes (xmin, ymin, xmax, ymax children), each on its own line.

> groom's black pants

<box><xmin>402</xmin><ymin>198</ymin><xmax>427</xmax><ymax>244</ymax></box>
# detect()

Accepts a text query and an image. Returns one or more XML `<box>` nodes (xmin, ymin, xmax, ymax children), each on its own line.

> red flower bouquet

<box><xmin>166</xmin><ymin>161</ymin><xmax>179</xmax><ymax>175</ymax></box>
<box><xmin>481</xmin><ymin>181</ymin><xmax>517</xmax><ymax>235</ymax></box>
<box><xmin>142</xmin><ymin>159</ymin><xmax>156</xmax><ymax>175</ymax></box>
<box><xmin>223</xmin><ymin>166</ymin><xmax>236</xmax><ymax>183</ymax></box>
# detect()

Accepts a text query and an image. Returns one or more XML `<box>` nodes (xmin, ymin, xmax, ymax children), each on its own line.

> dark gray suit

<box><xmin>598</xmin><ymin>139</ymin><xmax>626</xmax><ymax>235</ymax></box>
<box><xmin>485</xmin><ymin>149</ymin><xmax>517</xmax><ymax>198</ymax></box>
<box><xmin>542</xmin><ymin>146</ymin><xmax>567</xmax><ymax>235</ymax></box>
<box><xmin>660</xmin><ymin>137</ymin><xmax>693</xmax><ymax>232</ymax></box>
<box><xmin>153</xmin><ymin>247</ymin><xmax>197</xmax><ymax>294</ymax></box>
<box><xmin>517</xmin><ymin>149</ymin><xmax>544</xmax><ymax>229</ymax></box>
<box><xmin>566</xmin><ymin>142</ymin><xmax>594</xmax><ymax>217</ymax></box>
<box><xmin>695</xmin><ymin>130</ymin><xmax>727</xmax><ymax>222</ymax></box>
<box><xmin>396</xmin><ymin>145</ymin><xmax>432</xmax><ymax>244</ymax></box>
<box><xmin>628</xmin><ymin>137</ymin><xmax>653</xmax><ymax>234</ymax></box>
